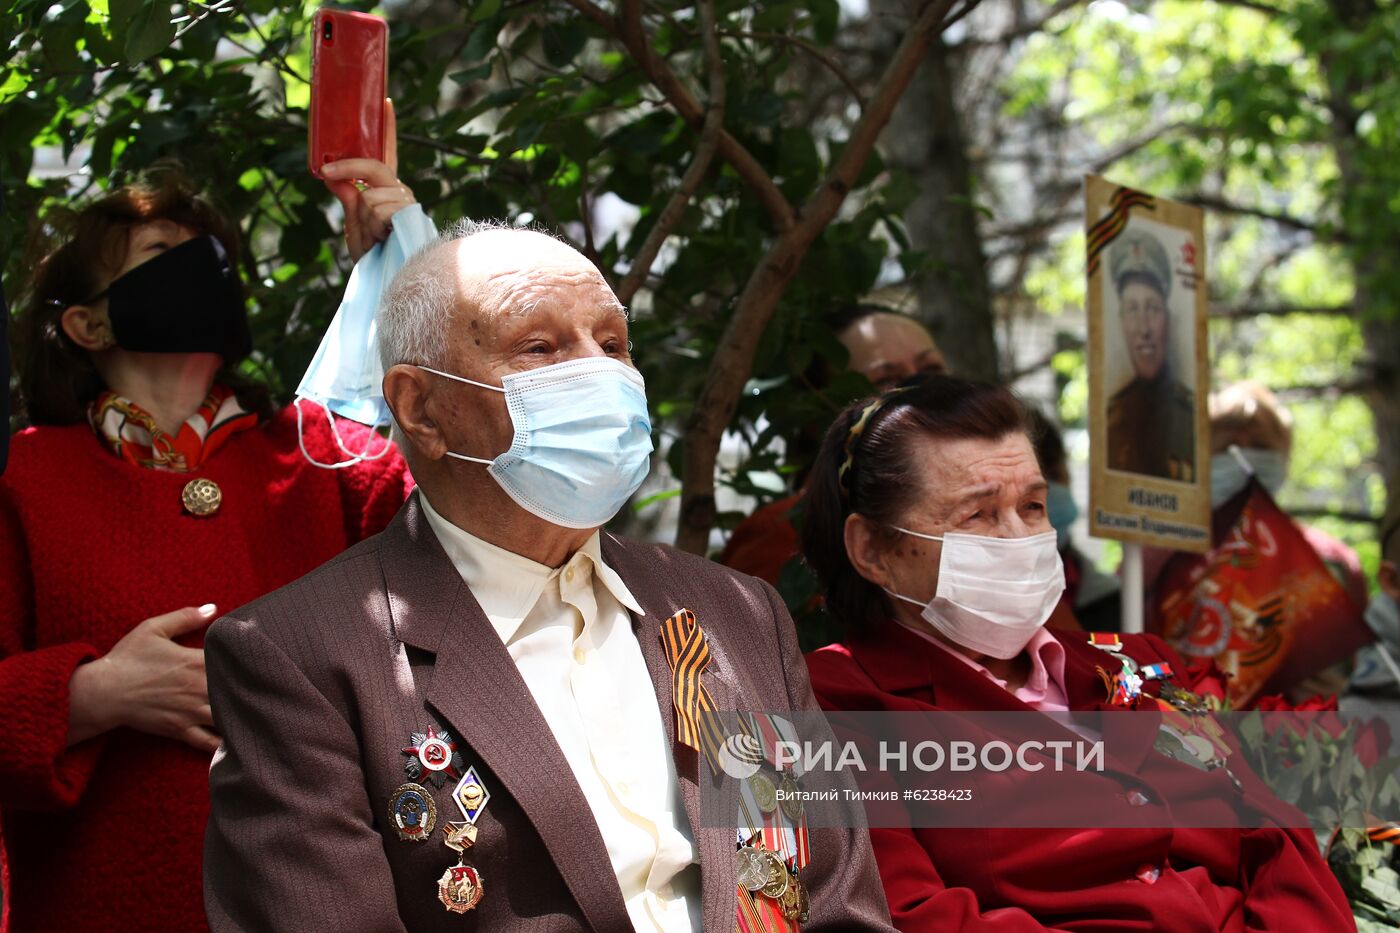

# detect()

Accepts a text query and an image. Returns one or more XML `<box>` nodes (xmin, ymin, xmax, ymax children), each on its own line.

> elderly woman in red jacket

<box><xmin>798</xmin><ymin>375</ymin><xmax>1353</xmax><ymax>932</ymax></box>
<box><xmin>0</xmin><ymin>151</ymin><xmax>414</xmax><ymax>931</ymax></box>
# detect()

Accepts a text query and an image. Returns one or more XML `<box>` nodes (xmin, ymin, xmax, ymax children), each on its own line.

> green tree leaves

<box><xmin>122</xmin><ymin>1</ymin><xmax>175</xmax><ymax>62</ymax></box>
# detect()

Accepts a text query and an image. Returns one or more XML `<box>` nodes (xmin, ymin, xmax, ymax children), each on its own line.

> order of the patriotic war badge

<box><xmin>402</xmin><ymin>725</ymin><xmax>464</xmax><ymax>788</ymax></box>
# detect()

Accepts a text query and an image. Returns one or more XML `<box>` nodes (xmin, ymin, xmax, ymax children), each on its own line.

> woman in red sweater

<box><xmin>0</xmin><ymin>153</ymin><xmax>416</xmax><ymax>931</ymax></box>
<box><xmin>796</xmin><ymin>376</ymin><xmax>1353</xmax><ymax>932</ymax></box>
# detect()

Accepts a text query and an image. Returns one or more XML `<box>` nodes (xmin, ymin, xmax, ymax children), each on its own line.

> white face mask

<box><xmin>883</xmin><ymin>527</ymin><xmax>1066</xmax><ymax>660</ymax></box>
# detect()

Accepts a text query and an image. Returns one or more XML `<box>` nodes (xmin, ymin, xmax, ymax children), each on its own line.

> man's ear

<box><xmin>844</xmin><ymin>513</ymin><xmax>894</xmax><ymax>589</ymax></box>
<box><xmin>382</xmin><ymin>365</ymin><xmax>447</xmax><ymax>461</ymax></box>
<box><xmin>60</xmin><ymin>304</ymin><xmax>114</xmax><ymax>351</ymax></box>
<box><xmin>1379</xmin><ymin>560</ymin><xmax>1400</xmax><ymax>602</ymax></box>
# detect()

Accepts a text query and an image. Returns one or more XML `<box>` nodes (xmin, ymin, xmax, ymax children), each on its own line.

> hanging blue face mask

<box><xmin>1350</xmin><ymin>593</ymin><xmax>1400</xmax><ymax>691</ymax></box>
<box><xmin>1210</xmin><ymin>446</ymin><xmax>1287</xmax><ymax>508</ymax></box>
<box><xmin>418</xmin><ymin>357</ymin><xmax>654</xmax><ymax>529</ymax></box>
<box><xmin>295</xmin><ymin>203</ymin><xmax>437</xmax><ymax>467</ymax></box>
<box><xmin>1046</xmin><ymin>482</ymin><xmax>1079</xmax><ymax>550</ymax></box>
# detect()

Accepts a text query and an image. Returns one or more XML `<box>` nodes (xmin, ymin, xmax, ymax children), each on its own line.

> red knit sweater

<box><xmin>0</xmin><ymin>404</ymin><xmax>413</xmax><ymax>932</ymax></box>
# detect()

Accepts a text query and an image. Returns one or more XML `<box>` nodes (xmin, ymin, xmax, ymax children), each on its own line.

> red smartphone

<box><xmin>308</xmin><ymin>8</ymin><xmax>388</xmax><ymax>177</ymax></box>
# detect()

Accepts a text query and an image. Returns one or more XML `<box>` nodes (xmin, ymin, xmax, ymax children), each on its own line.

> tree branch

<box><xmin>229</xmin><ymin>1</ymin><xmax>305</xmax><ymax>83</ymax></box>
<box><xmin>954</xmin><ymin>0</ymin><xmax>1088</xmax><ymax>47</ymax></box>
<box><xmin>1182</xmin><ymin>193</ymin><xmax>1344</xmax><ymax>241</ymax></box>
<box><xmin>722</xmin><ymin>30</ymin><xmax>866</xmax><ymax>108</ymax></box>
<box><xmin>1284</xmin><ymin>506</ymin><xmax>1380</xmax><ymax>524</ymax></box>
<box><xmin>616</xmin><ymin>0</ymin><xmax>725</xmax><ymax>307</ymax></box>
<box><xmin>1005</xmin><ymin>336</ymin><xmax>1084</xmax><ymax>382</ymax></box>
<box><xmin>675</xmin><ymin>0</ymin><xmax>968</xmax><ymax>553</ymax></box>
<box><xmin>938</xmin><ymin>0</ymin><xmax>982</xmax><ymax>33</ymax></box>
<box><xmin>562</xmin><ymin>0</ymin><xmax>797</xmax><ymax>231</ymax></box>
<box><xmin>174</xmin><ymin>0</ymin><xmax>235</xmax><ymax>39</ymax></box>
<box><xmin>985</xmin><ymin>210</ymin><xmax>1077</xmax><ymax>240</ymax></box>
<box><xmin>1273</xmin><ymin>376</ymin><xmax>1372</xmax><ymax>401</ymax></box>
<box><xmin>1209</xmin><ymin>302</ymin><xmax>1355</xmax><ymax>320</ymax></box>
<box><xmin>1209</xmin><ymin>0</ymin><xmax>1285</xmax><ymax>16</ymax></box>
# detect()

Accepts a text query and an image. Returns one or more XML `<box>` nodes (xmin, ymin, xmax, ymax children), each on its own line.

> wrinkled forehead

<box><xmin>451</xmin><ymin>230</ymin><xmax>622</xmax><ymax>317</ymax></box>
<box><xmin>920</xmin><ymin>432</ymin><xmax>1042</xmax><ymax>497</ymax></box>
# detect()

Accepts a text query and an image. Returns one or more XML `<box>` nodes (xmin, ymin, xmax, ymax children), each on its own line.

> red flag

<box><xmin>1152</xmin><ymin>479</ymin><xmax>1372</xmax><ymax>707</ymax></box>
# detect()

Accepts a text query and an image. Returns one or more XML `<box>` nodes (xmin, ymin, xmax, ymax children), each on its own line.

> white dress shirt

<box><xmin>420</xmin><ymin>493</ymin><xmax>700</xmax><ymax>932</ymax></box>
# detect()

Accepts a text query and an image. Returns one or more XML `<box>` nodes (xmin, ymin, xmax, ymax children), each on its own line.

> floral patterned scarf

<box><xmin>90</xmin><ymin>383</ymin><xmax>259</xmax><ymax>471</ymax></box>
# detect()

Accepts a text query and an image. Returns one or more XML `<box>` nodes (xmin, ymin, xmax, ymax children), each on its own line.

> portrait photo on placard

<box><xmin>1101</xmin><ymin>215</ymin><xmax>1198</xmax><ymax>484</ymax></box>
<box><xmin>1085</xmin><ymin>175</ymin><xmax>1211</xmax><ymax>553</ymax></box>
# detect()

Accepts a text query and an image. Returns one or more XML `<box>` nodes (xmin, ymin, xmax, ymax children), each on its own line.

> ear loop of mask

<box><xmin>294</xmin><ymin>397</ymin><xmax>396</xmax><ymax>469</ymax></box>
<box><xmin>893</xmin><ymin>526</ymin><xmax>943</xmax><ymax>543</ymax></box>
<box><xmin>415</xmin><ymin>364</ymin><xmax>506</xmax><ymax>466</ymax></box>
<box><xmin>881</xmin><ymin>526</ymin><xmax>944</xmax><ymax>607</ymax></box>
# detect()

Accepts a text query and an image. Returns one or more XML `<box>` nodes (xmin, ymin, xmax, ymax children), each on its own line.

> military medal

<box><xmin>1105</xmin><ymin>664</ymin><xmax>1144</xmax><ymax>706</ymax></box>
<box><xmin>451</xmin><ymin>767</ymin><xmax>491</xmax><ymax>823</ymax></box>
<box><xmin>402</xmin><ymin>726</ymin><xmax>464</xmax><ymax>788</ymax></box>
<box><xmin>735</xmin><ymin>846</ymin><xmax>768</xmax><ymax>892</ymax></box>
<box><xmin>1140</xmin><ymin>662</ymin><xmax>1173</xmax><ymax>681</ymax></box>
<box><xmin>444</xmin><ymin>821</ymin><xmax>478</xmax><ymax>851</ymax></box>
<box><xmin>1090</xmin><ymin>634</ymin><xmax>1157</xmax><ymax>708</ymax></box>
<box><xmin>780</xmin><ymin>877</ymin><xmax>801</xmax><ymax>921</ymax></box>
<box><xmin>1153</xmin><ymin>691</ymin><xmax>1244</xmax><ymax>789</ymax></box>
<box><xmin>182</xmin><ymin>477</ymin><xmax>222</xmax><ymax>516</ymax></box>
<box><xmin>759</xmin><ymin>849</ymin><xmax>790</xmax><ymax>899</ymax></box>
<box><xmin>747</xmin><ymin>773</ymin><xmax>778</xmax><ymax>814</ymax></box>
<box><xmin>1159</xmin><ymin>683</ymin><xmax>1212</xmax><ymax>715</ymax></box>
<box><xmin>436</xmin><ymin>766</ymin><xmax>492</xmax><ymax>913</ymax></box>
<box><xmin>778</xmin><ymin>773</ymin><xmax>803</xmax><ymax>821</ymax></box>
<box><xmin>1154</xmin><ymin>728</ymin><xmax>1208</xmax><ymax>770</ymax></box>
<box><xmin>437</xmin><ymin>863</ymin><xmax>484</xmax><ymax>914</ymax></box>
<box><xmin>388</xmin><ymin>782</ymin><xmax>437</xmax><ymax>841</ymax></box>
<box><xmin>795</xmin><ymin>871</ymin><xmax>811</xmax><ymax>924</ymax></box>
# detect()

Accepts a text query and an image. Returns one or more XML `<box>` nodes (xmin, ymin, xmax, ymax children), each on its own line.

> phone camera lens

<box><xmin>322</xmin><ymin>21</ymin><xmax>333</xmax><ymax>41</ymax></box>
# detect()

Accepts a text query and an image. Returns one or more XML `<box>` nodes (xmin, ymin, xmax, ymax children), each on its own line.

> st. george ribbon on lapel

<box><xmin>659</xmin><ymin>610</ymin><xmax>805</xmax><ymax>931</ymax></box>
<box><xmin>659</xmin><ymin>608</ymin><xmax>741</xmax><ymax>772</ymax></box>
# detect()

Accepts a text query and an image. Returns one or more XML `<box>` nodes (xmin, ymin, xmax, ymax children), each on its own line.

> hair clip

<box><xmin>837</xmin><ymin>387</ymin><xmax>909</xmax><ymax>500</ymax></box>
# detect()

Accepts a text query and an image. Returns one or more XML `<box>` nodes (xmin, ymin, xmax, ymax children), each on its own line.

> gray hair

<box><xmin>376</xmin><ymin>217</ymin><xmax>515</xmax><ymax>371</ymax></box>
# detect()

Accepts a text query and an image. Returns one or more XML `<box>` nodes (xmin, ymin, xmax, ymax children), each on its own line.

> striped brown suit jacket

<box><xmin>204</xmin><ymin>492</ymin><xmax>893</xmax><ymax>931</ymax></box>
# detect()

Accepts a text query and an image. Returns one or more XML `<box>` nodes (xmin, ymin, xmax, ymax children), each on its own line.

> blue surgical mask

<box><xmin>1046</xmin><ymin>482</ymin><xmax>1079</xmax><ymax>550</ymax></box>
<box><xmin>296</xmin><ymin>203</ymin><xmax>437</xmax><ymax>467</ymax></box>
<box><xmin>1210</xmin><ymin>446</ymin><xmax>1287</xmax><ymax>508</ymax></box>
<box><xmin>1351</xmin><ymin>593</ymin><xmax>1400</xmax><ymax>691</ymax></box>
<box><xmin>419</xmin><ymin>357</ymin><xmax>654</xmax><ymax>529</ymax></box>
<box><xmin>1366</xmin><ymin>592</ymin><xmax>1400</xmax><ymax>647</ymax></box>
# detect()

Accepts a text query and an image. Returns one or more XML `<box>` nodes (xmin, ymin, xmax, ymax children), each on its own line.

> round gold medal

<box><xmin>747</xmin><ymin>773</ymin><xmax>778</xmax><ymax>813</ymax></box>
<box><xmin>759</xmin><ymin>850</ymin><xmax>790</xmax><ymax>900</ymax></box>
<box><xmin>778</xmin><ymin>774</ymin><xmax>803</xmax><ymax>821</ymax></box>
<box><xmin>796</xmin><ymin>874</ymin><xmax>811</xmax><ymax>923</ymax></box>
<box><xmin>780</xmin><ymin>878</ymin><xmax>801</xmax><ymax>920</ymax></box>
<box><xmin>182</xmin><ymin>478</ymin><xmax>222</xmax><ymax>517</ymax></box>
<box><xmin>735</xmin><ymin>846</ymin><xmax>767</xmax><ymax>892</ymax></box>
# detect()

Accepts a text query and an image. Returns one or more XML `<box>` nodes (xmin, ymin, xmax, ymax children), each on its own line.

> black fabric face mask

<box><xmin>100</xmin><ymin>235</ymin><xmax>252</xmax><ymax>362</ymax></box>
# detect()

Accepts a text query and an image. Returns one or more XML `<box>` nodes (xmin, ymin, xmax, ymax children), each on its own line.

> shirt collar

<box><xmin>897</xmin><ymin>622</ymin><xmax>1066</xmax><ymax>699</ymax></box>
<box><xmin>418</xmin><ymin>492</ymin><xmax>644</xmax><ymax>644</ymax></box>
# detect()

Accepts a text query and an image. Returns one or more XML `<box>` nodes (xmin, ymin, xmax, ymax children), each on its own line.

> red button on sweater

<box><xmin>0</xmin><ymin>404</ymin><xmax>413</xmax><ymax>933</ymax></box>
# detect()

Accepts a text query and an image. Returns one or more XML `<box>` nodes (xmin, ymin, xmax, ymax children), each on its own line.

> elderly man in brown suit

<box><xmin>203</xmin><ymin>220</ymin><xmax>893</xmax><ymax>932</ymax></box>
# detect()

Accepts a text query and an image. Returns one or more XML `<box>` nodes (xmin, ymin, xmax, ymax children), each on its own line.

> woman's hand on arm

<box><xmin>322</xmin><ymin>98</ymin><xmax>417</xmax><ymax>261</ymax></box>
<box><xmin>67</xmin><ymin>603</ymin><xmax>219</xmax><ymax>753</ymax></box>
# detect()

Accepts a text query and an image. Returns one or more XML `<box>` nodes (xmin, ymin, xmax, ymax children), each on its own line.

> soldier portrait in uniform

<box><xmin>1086</xmin><ymin>176</ymin><xmax>1210</xmax><ymax>552</ymax></box>
<box><xmin>1103</xmin><ymin>225</ymin><xmax>1197</xmax><ymax>483</ymax></box>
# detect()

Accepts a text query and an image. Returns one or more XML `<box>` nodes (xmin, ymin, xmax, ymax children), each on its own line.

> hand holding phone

<box><xmin>322</xmin><ymin>100</ymin><xmax>416</xmax><ymax>261</ymax></box>
<box><xmin>308</xmin><ymin>8</ymin><xmax>387</xmax><ymax>176</ymax></box>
